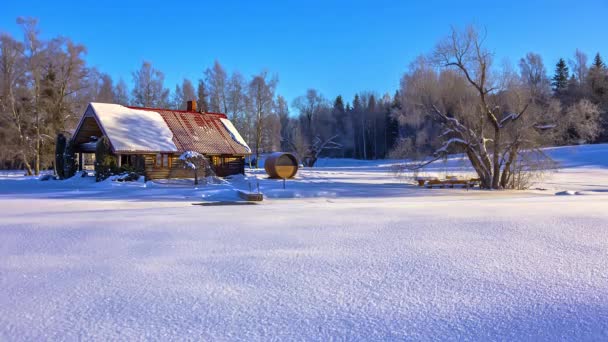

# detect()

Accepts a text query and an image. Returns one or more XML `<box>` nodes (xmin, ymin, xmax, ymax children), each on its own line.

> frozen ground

<box><xmin>1</xmin><ymin>144</ymin><xmax>607</xmax><ymax>340</ymax></box>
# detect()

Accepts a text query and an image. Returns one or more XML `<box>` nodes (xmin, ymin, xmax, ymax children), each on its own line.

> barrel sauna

<box><xmin>264</xmin><ymin>152</ymin><xmax>299</xmax><ymax>179</ymax></box>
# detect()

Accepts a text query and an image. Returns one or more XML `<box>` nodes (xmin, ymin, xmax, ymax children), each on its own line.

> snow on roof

<box><xmin>89</xmin><ymin>103</ymin><xmax>178</xmax><ymax>153</ymax></box>
<box><xmin>220</xmin><ymin>118</ymin><xmax>251</xmax><ymax>153</ymax></box>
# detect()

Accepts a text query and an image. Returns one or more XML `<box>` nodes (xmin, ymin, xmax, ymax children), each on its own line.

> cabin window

<box><xmin>223</xmin><ymin>157</ymin><xmax>238</xmax><ymax>163</ymax></box>
<box><xmin>154</xmin><ymin>153</ymin><xmax>171</xmax><ymax>168</ymax></box>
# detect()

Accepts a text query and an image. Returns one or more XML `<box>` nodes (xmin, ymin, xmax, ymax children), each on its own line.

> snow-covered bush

<box><xmin>179</xmin><ymin>151</ymin><xmax>208</xmax><ymax>185</ymax></box>
<box><xmin>112</xmin><ymin>172</ymin><xmax>141</xmax><ymax>182</ymax></box>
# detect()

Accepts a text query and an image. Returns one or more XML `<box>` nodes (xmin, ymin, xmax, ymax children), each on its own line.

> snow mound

<box><xmin>555</xmin><ymin>190</ymin><xmax>593</xmax><ymax>196</ymax></box>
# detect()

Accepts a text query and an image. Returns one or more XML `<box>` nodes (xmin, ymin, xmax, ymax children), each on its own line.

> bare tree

<box><xmin>570</xmin><ymin>49</ymin><xmax>589</xmax><ymax>86</ymax></box>
<box><xmin>205</xmin><ymin>60</ymin><xmax>228</xmax><ymax>113</ymax></box>
<box><xmin>404</xmin><ymin>26</ymin><xmax>557</xmax><ymax>189</ymax></box>
<box><xmin>276</xmin><ymin>95</ymin><xmax>290</xmax><ymax>151</ymax></box>
<box><xmin>293</xmin><ymin>89</ymin><xmax>326</xmax><ymax>140</ymax></box>
<box><xmin>20</xmin><ymin>17</ymin><xmax>45</xmax><ymax>175</ymax></box>
<box><xmin>113</xmin><ymin>79</ymin><xmax>129</xmax><ymax>105</ymax></box>
<box><xmin>301</xmin><ymin>135</ymin><xmax>342</xmax><ymax>167</ymax></box>
<box><xmin>96</xmin><ymin>73</ymin><xmax>114</xmax><ymax>103</ymax></box>
<box><xmin>519</xmin><ymin>52</ymin><xmax>551</xmax><ymax>100</ymax></box>
<box><xmin>131</xmin><ymin>61</ymin><xmax>169</xmax><ymax>108</ymax></box>
<box><xmin>248</xmin><ymin>71</ymin><xmax>277</xmax><ymax>167</ymax></box>
<box><xmin>226</xmin><ymin>72</ymin><xmax>247</xmax><ymax>131</ymax></box>
<box><xmin>173</xmin><ymin>83</ymin><xmax>184</xmax><ymax>110</ymax></box>
<box><xmin>0</xmin><ymin>32</ymin><xmax>34</xmax><ymax>174</ymax></box>
<box><xmin>196</xmin><ymin>79</ymin><xmax>209</xmax><ymax>112</ymax></box>
<box><xmin>173</xmin><ymin>78</ymin><xmax>197</xmax><ymax>110</ymax></box>
<box><xmin>182</xmin><ymin>79</ymin><xmax>196</xmax><ymax>103</ymax></box>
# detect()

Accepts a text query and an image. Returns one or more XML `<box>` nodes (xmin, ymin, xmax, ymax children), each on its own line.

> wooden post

<box><xmin>78</xmin><ymin>153</ymin><xmax>83</xmax><ymax>171</ymax></box>
<box><xmin>117</xmin><ymin>154</ymin><xmax>122</xmax><ymax>168</ymax></box>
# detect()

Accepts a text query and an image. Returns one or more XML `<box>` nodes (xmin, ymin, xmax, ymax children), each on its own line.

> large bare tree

<box><xmin>0</xmin><ymin>33</ymin><xmax>34</xmax><ymax>174</ymax></box>
<box><xmin>402</xmin><ymin>27</ymin><xmax>558</xmax><ymax>189</ymax></box>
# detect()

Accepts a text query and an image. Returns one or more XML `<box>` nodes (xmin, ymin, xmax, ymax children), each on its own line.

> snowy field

<box><xmin>1</xmin><ymin>144</ymin><xmax>607</xmax><ymax>340</ymax></box>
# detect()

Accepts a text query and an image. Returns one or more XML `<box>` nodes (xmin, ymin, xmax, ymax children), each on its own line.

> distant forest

<box><xmin>1</xmin><ymin>18</ymin><xmax>607</xmax><ymax>174</ymax></box>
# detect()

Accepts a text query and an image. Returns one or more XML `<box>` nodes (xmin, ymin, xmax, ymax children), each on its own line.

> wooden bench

<box><xmin>425</xmin><ymin>179</ymin><xmax>447</xmax><ymax>188</ymax></box>
<box><xmin>237</xmin><ymin>190</ymin><xmax>264</xmax><ymax>201</ymax></box>
<box><xmin>425</xmin><ymin>178</ymin><xmax>480</xmax><ymax>189</ymax></box>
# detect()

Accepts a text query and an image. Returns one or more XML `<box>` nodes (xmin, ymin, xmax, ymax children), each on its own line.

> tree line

<box><xmin>1</xmin><ymin>19</ymin><xmax>607</xmax><ymax>177</ymax></box>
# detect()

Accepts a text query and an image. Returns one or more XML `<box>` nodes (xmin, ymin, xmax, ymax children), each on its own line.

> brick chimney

<box><xmin>186</xmin><ymin>100</ymin><xmax>197</xmax><ymax>112</ymax></box>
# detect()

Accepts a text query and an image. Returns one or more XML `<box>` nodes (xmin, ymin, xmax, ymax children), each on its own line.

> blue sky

<box><xmin>2</xmin><ymin>0</ymin><xmax>607</xmax><ymax>107</ymax></box>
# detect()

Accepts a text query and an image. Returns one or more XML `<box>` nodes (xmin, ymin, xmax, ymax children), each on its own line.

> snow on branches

<box><xmin>179</xmin><ymin>151</ymin><xmax>204</xmax><ymax>170</ymax></box>
<box><xmin>179</xmin><ymin>151</ymin><xmax>207</xmax><ymax>185</ymax></box>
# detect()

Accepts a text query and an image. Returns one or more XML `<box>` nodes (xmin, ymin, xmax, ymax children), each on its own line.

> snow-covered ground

<box><xmin>1</xmin><ymin>144</ymin><xmax>607</xmax><ymax>340</ymax></box>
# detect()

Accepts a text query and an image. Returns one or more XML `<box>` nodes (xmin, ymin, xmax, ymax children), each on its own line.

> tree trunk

<box><xmin>194</xmin><ymin>169</ymin><xmax>199</xmax><ymax>185</ymax></box>
<box><xmin>466</xmin><ymin>149</ymin><xmax>492</xmax><ymax>189</ymax></box>
<box><xmin>35</xmin><ymin>126</ymin><xmax>41</xmax><ymax>176</ymax></box>
<box><xmin>500</xmin><ymin>145</ymin><xmax>518</xmax><ymax>188</ymax></box>
<box><xmin>21</xmin><ymin>151</ymin><xmax>34</xmax><ymax>176</ymax></box>
<box><xmin>491</xmin><ymin>128</ymin><xmax>501</xmax><ymax>189</ymax></box>
<box><xmin>362</xmin><ymin>117</ymin><xmax>367</xmax><ymax>160</ymax></box>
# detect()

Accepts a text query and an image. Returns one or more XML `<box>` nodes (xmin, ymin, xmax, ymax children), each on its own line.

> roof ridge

<box><xmin>125</xmin><ymin>105</ymin><xmax>227</xmax><ymax>117</ymax></box>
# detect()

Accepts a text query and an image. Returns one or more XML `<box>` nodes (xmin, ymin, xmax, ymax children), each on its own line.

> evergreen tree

<box><xmin>333</xmin><ymin>95</ymin><xmax>345</xmax><ymax>113</ymax></box>
<box><xmin>385</xmin><ymin>91</ymin><xmax>401</xmax><ymax>153</ymax></box>
<box><xmin>332</xmin><ymin>96</ymin><xmax>346</xmax><ymax>134</ymax></box>
<box><xmin>55</xmin><ymin>133</ymin><xmax>66</xmax><ymax>179</ymax></box>
<box><xmin>332</xmin><ymin>95</ymin><xmax>349</xmax><ymax>157</ymax></box>
<box><xmin>552</xmin><ymin>58</ymin><xmax>569</xmax><ymax>93</ymax></box>
<box><xmin>592</xmin><ymin>53</ymin><xmax>605</xmax><ymax>70</ymax></box>
<box><xmin>589</xmin><ymin>53</ymin><xmax>607</xmax><ymax>100</ymax></box>
<box><xmin>332</xmin><ymin>95</ymin><xmax>346</xmax><ymax>133</ymax></box>
<box><xmin>352</xmin><ymin>95</ymin><xmax>362</xmax><ymax>114</ymax></box>
<box><xmin>63</xmin><ymin>139</ymin><xmax>78</xmax><ymax>179</ymax></box>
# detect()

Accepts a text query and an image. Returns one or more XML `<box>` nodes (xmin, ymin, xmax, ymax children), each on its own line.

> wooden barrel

<box><xmin>264</xmin><ymin>152</ymin><xmax>298</xmax><ymax>179</ymax></box>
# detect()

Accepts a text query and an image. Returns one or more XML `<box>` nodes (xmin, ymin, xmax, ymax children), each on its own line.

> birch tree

<box><xmin>205</xmin><ymin>61</ymin><xmax>228</xmax><ymax>113</ymax></box>
<box><xmin>113</xmin><ymin>79</ymin><xmax>129</xmax><ymax>105</ymax></box>
<box><xmin>226</xmin><ymin>72</ymin><xmax>247</xmax><ymax>130</ymax></box>
<box><xmin>196</xmin><ymin>79</ymin><xmax>209</xmax><ymax>112</ymax></box>
<box><xmin>248</xmin><ymin>71</ymin><xmax>277</xmax><ymax>167</ymax></box>
<box><xmin>96</xmin><ymin>73</ymin><xmax>114</xmax><ymax>103</ymax></box>
<box><xmin>182</xmin><ymin>79</ymin><xmax>196</xmax><ymax>104</ymax></box>
<box><xmin>131</xmin><ymin>61</ymin><xmax>169</xmax><ymax>108</ymax></box>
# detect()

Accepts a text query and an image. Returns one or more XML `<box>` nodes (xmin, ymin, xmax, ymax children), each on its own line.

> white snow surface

<box><xmin>220</xmin><ymin>118</ymin><xmax>251</xmax><ymax>152</ymax></box>
<box><xmin>89</xmin><ymin>102</ymin><xmax>178</xmax><ymax>153</ymax></box>
<box><xmin>1</xmin><ymin>144</ymin><xmax>608</xmax><ymax>340</ymax></box>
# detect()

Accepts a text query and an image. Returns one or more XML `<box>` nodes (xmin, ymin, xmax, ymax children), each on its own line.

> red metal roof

<box><xmin>127</xmin><ymin>107</ymin><xmax>250</xmax><ymax>155</ymax></box>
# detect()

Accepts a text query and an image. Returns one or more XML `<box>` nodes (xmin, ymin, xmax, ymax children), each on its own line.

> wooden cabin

<box><xmin>71</xmin><ymin>101</ymin><xmax>251</xmax><ymax>180</ymax></box>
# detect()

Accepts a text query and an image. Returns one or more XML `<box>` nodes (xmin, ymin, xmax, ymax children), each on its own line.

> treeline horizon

<box><xmin>1</xmin><ymin>18</ymin><xmax>607</xmax><ymax>174</ymax></box>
